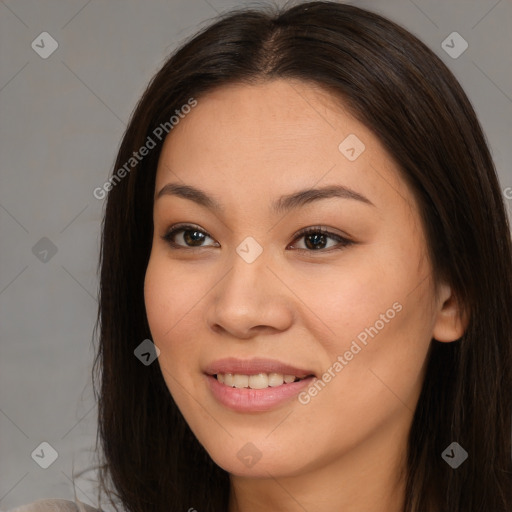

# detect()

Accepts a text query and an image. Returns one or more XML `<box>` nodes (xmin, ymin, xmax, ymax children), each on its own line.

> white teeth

<box><xmin>268</xmin><ymin>372</ymin><xmax>284</xmax><ymax>387</ymax></box>
<box><xmin>249</xmin><ymin>373</ymin><xmax>268</xmax><ymax>389</ymax></box>
<box><xmin>233</xmin><ymin>374</ymin><xmax>249</xmax><ymax>388</ymax></box>
<box><xmin>215</xmin><ymin>372</ymin><xmax>306</xmax><ymax>389</ymax></box>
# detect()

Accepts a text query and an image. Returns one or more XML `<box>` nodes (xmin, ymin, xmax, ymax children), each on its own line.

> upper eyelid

<box><xmin>166</xmin><ymin>223</ymin><xmax>214</xmax><ymax>239</ymax></box>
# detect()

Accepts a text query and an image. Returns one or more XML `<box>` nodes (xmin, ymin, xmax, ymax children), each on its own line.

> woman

<box><xmin>10</xmin><ymin>1</ymin><xmax>512</xmax><ymax>511</ymax></box>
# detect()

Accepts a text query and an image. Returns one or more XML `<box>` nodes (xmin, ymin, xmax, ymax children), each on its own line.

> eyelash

<box><xmin>161</xmin><ymin>223</ymin><xmax>354</xmax><ymax>253</ymax></box>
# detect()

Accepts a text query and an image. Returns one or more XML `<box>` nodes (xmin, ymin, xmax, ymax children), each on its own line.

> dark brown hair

<box><xmin>89</xmin><ymin>1</ymin><xmax>512</xmax><ymax>510</ymax></box>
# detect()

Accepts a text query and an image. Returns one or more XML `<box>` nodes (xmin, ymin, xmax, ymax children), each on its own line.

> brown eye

<box><xmin>289</xmin><ymin>227</ymin><xmax>354</xmax><ymax>252</ymax></box>
<box><xmin>162</xmin><ymin>224</ymin><xmax>218</xmax><ymax>248</ymax></box>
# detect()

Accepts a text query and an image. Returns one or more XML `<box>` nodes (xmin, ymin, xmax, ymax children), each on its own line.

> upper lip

<box><xmin>204</xmin><ymin>358</ymin><xmax>316</xmax><ymax>378</ymax></box>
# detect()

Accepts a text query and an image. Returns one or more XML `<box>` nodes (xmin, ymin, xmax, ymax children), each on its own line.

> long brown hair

<box><xmin>90</xmin><ymin>2</ymin><xmax>512</xmax><ymax>510</ymax></box>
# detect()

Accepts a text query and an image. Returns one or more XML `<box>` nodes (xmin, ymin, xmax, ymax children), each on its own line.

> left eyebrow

<box><xmin>271</xmin><ymin>184</ymin><xmax>375</xmax><ymax>215</ymax></box>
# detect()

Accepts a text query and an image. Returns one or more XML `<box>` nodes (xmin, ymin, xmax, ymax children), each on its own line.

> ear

<box><xmin>432</xmin><ymin>282</ymin><xmax>469</xmax><ymax>343</ymax></box>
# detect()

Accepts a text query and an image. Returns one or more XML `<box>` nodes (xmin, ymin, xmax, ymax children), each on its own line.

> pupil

<box><xmin>184</xmin><ymin>230</ymin><xmax>205</xmax><ymax>246</ymax></box>
<box><xmin>305</xmin><ymin>233</ymin><xmax>326</xmax><ymax>250</ymax></box>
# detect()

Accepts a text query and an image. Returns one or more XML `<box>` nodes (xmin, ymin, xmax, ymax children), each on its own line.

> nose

<box><xmin>206</xmin><ymin>248</ymin><xmax>294</xmax><ymax>339</ymax></box>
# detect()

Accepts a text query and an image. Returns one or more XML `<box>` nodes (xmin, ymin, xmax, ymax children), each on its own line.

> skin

<box><xmin>143</xmin><ymin>79</ymin><xmax>466</xmax><ymax>512</ymax></box>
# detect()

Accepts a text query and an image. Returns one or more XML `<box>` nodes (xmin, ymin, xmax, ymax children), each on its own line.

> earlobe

<box><xmin>432</xmin><ymin>284</ymin><xmax>469</xmax><ymax>343</ymax></box>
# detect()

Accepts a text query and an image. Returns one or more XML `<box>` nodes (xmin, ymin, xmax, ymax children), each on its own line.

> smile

<box><xmin>204</xmin><ymin>358</ymin><xmax>317</xmax><ymax>412</ymax></box>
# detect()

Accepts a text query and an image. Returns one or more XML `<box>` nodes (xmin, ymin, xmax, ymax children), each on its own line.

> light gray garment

<box><xmin>6</xmin><ymin>499</ymin><xmax>100</xmax><ymax>512</ymax></box>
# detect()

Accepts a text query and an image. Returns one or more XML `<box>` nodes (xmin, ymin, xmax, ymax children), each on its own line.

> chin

<box><xmin>202</xmin><ymin>439</ymin><xmax>310</xmax><ymax>479</ymax></box>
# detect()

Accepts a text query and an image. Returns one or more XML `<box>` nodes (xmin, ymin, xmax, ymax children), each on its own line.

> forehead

<box><xmin>154</xmin><ymin>79</ymin><xmax>414</xmax><ymax>215</ymax></box>
<box><xmin>159</xmin><ymin>79</ymin><xmax>356</xmax><ymax>160</ymax></box>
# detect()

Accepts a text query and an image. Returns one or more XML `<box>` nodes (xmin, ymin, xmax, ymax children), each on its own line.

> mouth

<box><xmin>204</xmin><ymin>358</ymin><xmax>317</xmax><ymax>412</ymax></box>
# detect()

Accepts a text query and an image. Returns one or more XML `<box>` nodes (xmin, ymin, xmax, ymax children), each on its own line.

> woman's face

<box><xmin>144</xmin><ymin>79</ymin><xmax>456</xmax><ymax>481</ymax></box>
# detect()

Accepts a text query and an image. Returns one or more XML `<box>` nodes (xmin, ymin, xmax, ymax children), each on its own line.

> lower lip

<box><xmin>205</xmin><ymin>374</ymin><xmax>315</xmax><ymax>412</ymax></box>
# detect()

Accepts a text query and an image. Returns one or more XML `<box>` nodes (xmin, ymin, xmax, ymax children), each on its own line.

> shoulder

<box><xmin>6</xmin><ymin>499</ymin><xmax>101</xmax><ymax>512</ymax></box>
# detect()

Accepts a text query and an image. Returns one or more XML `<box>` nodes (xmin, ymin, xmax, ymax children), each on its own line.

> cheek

<box><xmin>144</xmin><ymin>253</ymin><xmax>223</xmax><ymax>447</ymax></box>
<box><xmin>144</xmin><ymin>257</ymin><xmax>171</xmax><ymax>344</ymax></box>
<box><xmin>306</xmin><ymin>238</ymin><xmax>434</xmax><ymax>400</ymax></box>
<box><xmin>143</xmin><ymin>254</ymin><xmax>200</xmax><ymax>377</ymax></box>
<box><xmin>144</xmin><ymin>251</ymin><xmax>203</xmax><ymax>339</ymax></box>
<box><xmin>295</xmin><ymin>248</ymin><xmax>412</xmax><ymax>351</ymax></box>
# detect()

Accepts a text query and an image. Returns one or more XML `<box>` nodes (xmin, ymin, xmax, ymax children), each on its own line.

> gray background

<box><xmin>1</xmin><ymin>0</ymin><xmax>511</xmax><ymax>509</ymax></box>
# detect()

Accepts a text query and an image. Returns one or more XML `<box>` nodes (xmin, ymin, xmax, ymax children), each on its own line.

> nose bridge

<box><xmin>207</xmin><ymin>237</ymin><xmax>293</xmax><ymax>336</ymax></box>
<box><xmin>224</xmin><ymin>236</ymin><xmax>271</xmax><ymax>303</ymax></box>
